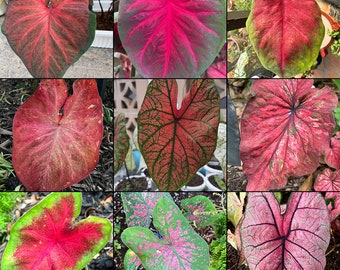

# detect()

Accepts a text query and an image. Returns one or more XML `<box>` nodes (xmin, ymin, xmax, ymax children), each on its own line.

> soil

<box><xmin>115</xmin><ymin>176</ymin><xmax>149</xmax><ymax>191</ymax></box>
<box><xmin>206</xmin><ymin>164</ymin><xmax>222</xmax><ymax>171</ymax></box>
<box><xmin>208</xmin><ymin>175</ymin><xmax>223</xmax><ymax>190</ymax></box>
<box><xmin>96</xmin><ymin>11</ymin><xmax>113</xmax><ymax>31</ymax></box>
<box><xmin>0</xmin><ymin>79</ymin><xmax>113</xmax><ymax>191</ymax></box>
<box><xmin>186</xmin><ymin>174</ymin><xmax>204</xmax><ymax>186</ymax></box>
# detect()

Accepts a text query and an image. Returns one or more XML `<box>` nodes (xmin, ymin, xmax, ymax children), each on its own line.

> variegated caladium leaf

<box><xmin>246</xmin><ymin>0</ymin><xmax>324</xmax><ymax>77</ymax></box>
<box><xmin>114</xmin><ymin>113</ymin><xmax>129</xmax><ymax>175</ymax></box>
<box><xmin>2</xmin><ymin>0</ymin><xmax>96</xmax><ymax>78</ymax></box>
<box><xmin>240</xmin><ymin>79</ymin><xmax>337</xmax><ymax>191</ymax></box>
<box><xmin>121</xmin><ymin>192</ymin><xmax>173</xmax><ymax>228</ymax></box>
<box><xmin>325</xmin><ymin>132</ymin><xmax>340</xmax><ymax>169</ymax></box>
<box><xmin>138</xmin><ymin>79</ymin><xmax>220</xmax><ymax>191</ymax></box>
<box><xmin>227</xmin><ymin>192</ymin><xmax>246</xmax><ymax>228</ymax></box>
<box><xmin>241</xmin><ymin>192</ymin><xmax>330</xmax><ymax>270</ymax></box>
<box><xmin>121</xmin><ymin>197</ymin><xmax>210</xmax><ymax>270</ymax></box>
<box><xmin>314</xmin><ymin>168</ymin><xmax>340</xmax><ymax>191</ymax></box>
<box><xmin>12</xmin><ymin>79</ymin><xmax>103</xmax><ymax>191</ymax></box>
<box><xmin>124</xmin><ymin>249</ymin><xmax>142</xmax><ymax>270</ymax></box>
<box><xmin>118</xmin><ymin>0</ymin><xmax>226</xmax><ymax>78</ymax></box>
<box><xmin>181</xmin><ymin>196</ymin><xmax>217</xmax><ymax>228</ymax></box>
<box><xmin>1</xmin><ymin>192</ymin><xmax>112</xmax><ymax>270</ymax></box>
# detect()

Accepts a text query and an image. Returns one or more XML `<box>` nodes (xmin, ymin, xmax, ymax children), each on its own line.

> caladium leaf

<box><xmin>2</xmin><ymin>192</ymin><xmax>112</xmax><ymax>270</ymax></box>
<box><xmin>118</xmin><ymin>0</ymin><xmax>226</xmax><ymax>78</ymax></box>
<box><xmin>124</xmin><ymin>249</ymin><xmax>142</xmax><ymax>270</ymax></box>
<box><xmin>138</xmin><ymin>79</ymin><xmax>220</xmax><ymax>190</ymax></box>
<box><xmin>2</xmin><ymin>0</ymin><xmax>96</xmax><ymax>78</ymax></box>
<box><xmin>121</xmin><ymin>197</ymin><xmax>210</xmax><ymax>270</ymax></box>
<box><xmin>325</xmin><ymin>132</ymin><xmax>340</xmax><ymax>169</ymax></box>
<box><xmin>114</xmin><ymin>113</ymin><xmax>129</xmax><ymax>175</ymax></box>
<box><xmin>240</xmin><ymin>79</ymin><xmax>337</xmax><ymax>190</ymax></box>
<box><xmin>314</xmin><ymin>168</ymin><xmax>340</xmax><ymax>191</ymax></box>
<box><xmin>121</xmin><ymin>192</ymin><xmax>173</xmax><ymax>228</ymax></box>
<box><xmin>240</xmin><ymin>192</ymin><xmax>330</xmax><ymax>270</ymax></box>
<box><xmin>12</xmin><ymin>79</ymin><xmax>103</xmax><ymax>191</ymax></box>
<box><xmin>227</xmin><ymin>192</ymin><xmax>246</xmax><ymax>228</ymax></box>
<box><xmin>181</xmin><ymin>196</ymin><xmax>217</xmax><ymax>228</ymax></box>
<box><xmin>246</xmin><ymin>0</ymin><xmax>324</xmax><ymax>77</ymax></box>
<box><xmin>326</xmin><ymin>192</ymin><xmax>340</xmax><ymax>222</ymax></box>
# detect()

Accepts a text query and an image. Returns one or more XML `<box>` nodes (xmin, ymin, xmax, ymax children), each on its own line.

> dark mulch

<box><xmin>0</xmin><ymin>79</ymin><xmax>113</xmax><ymax>191</ymax></box>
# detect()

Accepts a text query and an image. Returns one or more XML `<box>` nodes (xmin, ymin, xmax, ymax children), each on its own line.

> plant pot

<box><xmin>205</xmin><ymin>173</ymin><xmax>225</xmax><ymax>192</ymax></box>
<box><xmin>0</xmin><ymin>0</ymin><xmax>7</xmax><ymax>16</ymax></box>
<box><xmin>181</xmin><ymin>172</ymin><xmax>206</xmax><ymax>191</ymax></box>
<box><xmin>320</xmin><ymin>11</ymin><xmax>340</xmax><ymax>57</ymax></box>
<box><xmin>114</xmin><ymin>175</ymin><xmax>151</xmax><ymax>191</ymax></box>
<box><xmin>140</xmin><ymin>168</ymin><xmax>158</xmax><ymax>191</ymax></box>
<box><xmin>204</xmin><ymin>161</ymin><xmax>223</xmax><ymax>175</ymax></box>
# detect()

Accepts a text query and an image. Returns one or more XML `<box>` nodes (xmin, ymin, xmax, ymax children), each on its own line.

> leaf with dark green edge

<box><xmin>138</xmin><ymin>79</ymin><xmax>220</xmax><ymax>191</ymax></box>
<box><xmin>2</xmin><ymin>0</ymin><xmax>96</xmax><ymax>78</ymax></box>
<box><xmin>121</xmin><ymin>197</ymin><xmax>210</xmax><ymax>270</ymax></box>
<box><xmin>1</xmin><ymin>192</ymin><xmax>112</xmax><ymax>270</ymax></box>
<box><xmin>246</xmin><ymin>0</ymin><xmax>324</xmax><ymax>77</ymax></box>
<box><xmin>121</xmin><ymin>192</ymin><xmax>173</xmax><ymax>228</ymax></box>
<box><xmin>181</xmin><ymin>196</ymin><xmax>217</xmax><ymax>228</ymax></box>
<box><xmin>124</xmin><ymin>249</ymin><xmax>142</xmax><ymax>270</ymax></box>
<box><xmin>114</xmin><ymin>113</ymin><xmax>129</xmax><ymax>175</ymax></box>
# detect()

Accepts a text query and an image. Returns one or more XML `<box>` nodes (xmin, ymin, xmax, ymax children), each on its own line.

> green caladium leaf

<box><xmin>181</xmin><ymin>196</ymin><xmax>217</xmax><ymax>228</ymax></box>
<box><xmin>124</xmin><ymin>249</ymin><xmax>142</xmax><ymax>270</ymax></box>
<box><xmin>121</xmin><ymin>197</ymin><xmax>210</xmax><ymax>270</ymax></box>
<box><xmin>227</xmin><ymin>192</ymin><xmax>246</xmax><ymax>228</ymax></box>
<box><xmin>114</xmin><ymin>113</ymin><xmax>129</xmax><ymax>175</ymax></box>
<box><xmin>121</xmin><ymin>192</ymin><xmax>173</xmax><ymax>228</ymax></box>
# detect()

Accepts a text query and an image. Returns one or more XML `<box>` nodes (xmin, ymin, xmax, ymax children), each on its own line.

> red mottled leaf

<box><xmin>240</xmin><ymin>79</ymin><xmax>337</xmax><ymax>191</ymax></box>
<box><xmin>2</xmin><ymin>0</ymin><xmax>96</xmax><ymax>78</ymax></box>
<box><xmin>138</xmin><ymin>79</ymin><xmax>220</xmax><ymax>191</ymax></box>
<box><xmin>121</xmin><ymin>197</ymin><xmax>210</xmax><ymax>269</ymax></box>
<box><xmin>325</xmin><ymin>132</ymin><xmax>340</xmax><ymax>169</ymax></box>
<box><xmin>1</xmin><ymin>193</ymin><xmax>112</xmax><ymax>270</ymax></box>
<box><xmin>246</xmin><ymin>0</ymin><xmax>324</xmax><ymax>77</ymax></box>
<box><xmin>114</xmin><ymin>113</ymin><xmax>129</xmax><ymax>175</ymax></box>
<box><xmin>118</xmin><ymin>0</ymin><xmax>226</xmax><ymax>78</ymax></box>
<box><xmin>315</xmin><ymin>168</ymin><xmax>340</xmax><ymax>191</ymax></box>
<box><xmin>241</xmin><ymin>192</ymin><xmax>330</xmax><ymax>270</ymax></box>
<box><xmin>12</xmin><ymin>80</ymin><xmax>103</xmax><ymax>191</ymax></box>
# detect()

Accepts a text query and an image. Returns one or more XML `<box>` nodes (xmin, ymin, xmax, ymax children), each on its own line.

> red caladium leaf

<box><xmin>325</xmin><ymin>132</ymin><xmax>340</xmax><ymax>169</ymax></box>
<box><xmin>240</xmin><ymin>79</ymin><xmax>337</xmax><ymax>191</ymax></box>
<box><xmin>246</xmin><ymin>0</ymin><xmax>324</xmax><ymax>77</ymax></box>
<box><xmin>118</xmin><ymin>0</ymin><xmax>226</xmax><ymax>78</ymax></box>
<box><xmin>1</xmin><ymin>192</ymin><xmax>112</xmax><ymax>270</ymax></box>
<box><xmin>121</xmin><ymin>192</ymin><xmax>173</xmax><ymax>227</ymax></box>
<box><xmin>138</xmin><ymin>79</ymin><xmax>220</xmax><ymax>190</ymax></box>
<box><xmin>2</xmin><ymin>0</ymin><xmax>96</xmax><ymax>78</ymax></box>
<box><xmin>241</xmin><ymin>192</ymin><xmax>330</xmax><ymax>270</ymax></box>
<box><xmin>114</xmin><ymin>113</ymin><xmax>129</xmax><ymax>175</ymax></box>
<box><xmin>315</xmin><ymin>168</ymin><xmax>340</xmax><ymax>191</ymax></box>
<box><xmin>121</xmin><ymin>197</ymin><xmax>210</xmax><ymax>269</ymax></box>
<box><xmin>12</xmin><ymin>79</ymin><xmax>103</xmax><ymax>191</ymax></box>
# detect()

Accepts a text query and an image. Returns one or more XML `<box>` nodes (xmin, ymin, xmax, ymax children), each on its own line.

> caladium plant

<box><xmin>246</xmin><ymin>0</ymin><xmax>324</xmax><ymax>77</ymax></box>
<box><xmin>138</xmin><ymin>79</ymin><xmax>220</xmax><ymax>191</ymax></box>
<box><xmin>12</xmin><ymin>79</ymin><xmax>103</xmax><ymax>191</ymax></box>
<box><xmin>324</xmin><ymin>132</ymin><xmax>340</xmax><ymax>169</ymax></box>
<box><xmin>121</xmin><ymin>197</ymin><xmax>210</xmax><ymax>270</ymax></box>
<box><xmin>118</xmin><ymin>0</ymin><xmax>226</xmax><ymax>78</ymax></box>
<box><xmin>314</xmin><ymin>168</ymin><xmax>340</xmax><ymax>191</ymax></box>
<box><xmin>240</xmin><ymin>79</ymin><xmax>338</xmax><ymax>190</ymax></box>
<box><xmin>114</xmin><ymin>113</ymin><xmax>129</xmax><ymax>175</ymax></box>
<box><xmin>240</xmin><ymin>192</ymin><xmax>330</xmax><ymax>270</ymax></box>
<box><xmin>1</xmin><ymin>192</ymin><xmax>112</xmax><ymax>270</ymax></box>
<box><xmin>2</xmin><ymin>0</ymin><xmax>96</xmax><ymax>78</ymax></box>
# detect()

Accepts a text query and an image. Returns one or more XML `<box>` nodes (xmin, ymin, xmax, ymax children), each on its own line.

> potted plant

<box><xmin>320</xmin><ymin>11</ymin><xmax>340</xmax><ymax>57</ymax></box>
<box><xmin>114</xmin><ymin>174</ymin><xmax>151</xmax><ymax>191</ymax></box>
<box><xmin>181</xmin><ymin>172</ymin><xmax>206</xmax><ymax>191</ymax></box>
<box><xmin>205</xmin><ymin>173</ymin><xmax>225</xmax><ymax>192</ymax></box>
<box><xmin>92</xmin><ymin>0</ymin><xmax>113</xmax><ymax>48</ymax></box>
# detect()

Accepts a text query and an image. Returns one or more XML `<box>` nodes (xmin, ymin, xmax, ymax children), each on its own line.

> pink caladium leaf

<box><xmin>121</xmin><ymin>197</ymin><xmax>210</xmax><ymax>270</ymax></box>
<box><xmin>246</xmin><ymin>0</ymin><xmax>324</xmax><ymax>77</ymax></box>
<box><xmin>240</xmin><ymin>79</ymin><xmax>337</xmax><ymax>191</ymax></box>
<box><xmin>1</xmin><ymin>192</ymin><xmax>112</xmax><ymax>270</ymax></box>
<box><xmin>326</xmin><ymin>192</ymin><xmax>340</xmax><ymax>222</ymax></box>
<box><xmin>2</xmin><ymin>0</ymin><xmax>96</xmax><ymax>78</ymax></box>
<box><xmin>118</xmin><ymin>0</ymin><xmax>226</xmax><ymax>78</ymax></box>
<box><xmin>124</xmin><ymin>249</ymin><xmax>142</xmax><ymax>270</ymax></box>
<box><xmin>138</xmin><ymin>79</ymin><xmax>220</xmax><ymax>191</ymax></box>
<box><xmin>12</xmin><ymin>79</ymin><xmax>103</xmax><ymax>191</ymax></box>
<box><xmin>121</xmin><ymin>192</ymin><xmax>173</xmax><ymax>227</ymax></box>
<box><xmin>181</xmin><ymin>196</ymin><xmax>217</xmax><ymax>228</ymax></box>
<box><xmin>241</xmin><ymin>192</ymin><xmax>330</xmax><ymax>270</ymax></box>
<box><xmin>114</xmin><ymin>113</ymin><xmax>129</xmax><ymax>175</ymax></box>
<box><xmin>325</xmin><ymin>132</ymin><xmax>340</xmax><ymax>169</ymax></box>
<box><xmin>315</xmin><ymin>168</ymin><xmax>340</xmax><ymax>191</ymax></box>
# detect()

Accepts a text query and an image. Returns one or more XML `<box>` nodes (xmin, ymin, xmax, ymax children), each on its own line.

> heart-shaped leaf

<box><xmin>114</xmin><ymin>113</ymin><xmax>129</xmax><ymax>175</ymax></box>
<box><xmin>1</xmin><ymin>192</ymin><xmax>112</xmax><ymax>270</ymax></box>
<box><xmin>246</xmin><ymin>0</ymin><xmax>324</xmax><ymax>77</ymax></box>
<box><xmin>325</xmin><ymin>132</ymin><xmax>340</xmax><ymax>169</ymax></box>
<box><xmin>118</xmin><ymin>0</ymin><xmax>226</xmax><ymax>78</ymax></box>
<box><xmin>12</xmin><ymin>79</ymin><xmax>103</xmax><ymax>191</ymax></box>
<box><xmin>240</xmin><ymin>79</ymin><xmax>337</xmax><ymax>190</ymax></box>
<box><xmin>121</xmin><ymin>197</ymin><xmax>210</xmax><ymax>270</ymax></box>
<box><xmin>240</xmin><ymin>192</ymin><xmax>330</xmax><ymax>270</ymax></box>
<box><xmin>181</xmin><ymin>196</ymin><xmax>217</xmax><ymax>228</ymax></box>
<box><xmin>121</xmin><ymin>192</ymin><xmax>173</xmax><ymax>228</ymax></box>
<box><xmin>124</xmin><ymin>249</ymin><xmax>142</xmax><ymax>270</ymax></box>
<box><xmin>138</xmin><ymin>79</ymin><xmax>220</xmax><ymax>190</ymax></box>
<box><xmin>314</xmin><ymin>168</ymin><xmax>340</xmax><ymax>191</ymax></box>
<box><xmin>2</xmin><ymin>0</ymin><xmax>96</xmax><ymax>78</ymax></box>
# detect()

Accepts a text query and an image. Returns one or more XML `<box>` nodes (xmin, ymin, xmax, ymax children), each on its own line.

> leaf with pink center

<box><xmin>114</xmin><ymin>113</ymin><xmax>129</xmax><ymax>175</ymax></box>
<box><xmin>325</xmin><ymin>132</ymin><xmax>340</xmax><ymax>169</ymax></box>
<box><xmin>314</xmin><ymin>168</ymin><xmax>340</xmax><ymax>191</ymax></box>
<box><xmin>240</xmin><ymin>79</ymin><xmax>337</xmax><ymax>190</ymax></box>
<box><xmin>326</xmin><ymin>192</ymin><xmax>340</xmax><ymax>222</ymax></box>
<box><xmin>121</xmin><ymin>197</ymin><xmax>210</xmax><ymax>270</ymax></box>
